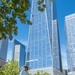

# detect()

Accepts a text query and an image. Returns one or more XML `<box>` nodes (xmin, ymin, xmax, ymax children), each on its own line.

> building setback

<box><xmin>13</xmin><ymin>39</ymin><xmax>26</xmax><ymax>68</ymax></box>
<box><xmin>65</xmin><ymin>13</ymin><xmax>75</xmax><ymax>75</ymax></box>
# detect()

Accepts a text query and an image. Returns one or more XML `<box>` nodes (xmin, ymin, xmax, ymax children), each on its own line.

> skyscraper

<box><xmin>0</xmin><ymin>38</ymin><xmax>8</xmax><ymax>67</ymax></box>
<box><xmin>13</xmin><ymin>40</ymin><xmax>26</xmax><ymax>68</ymax></box>
<box><xmin>0</xmin><ymin>58</ymin><xmax>6</xmax><ymax>68</ymax></box>
<box><xmin>65</xmin><ymin>13</ymin><xmax>75</xmax><ymax>75</ymax></box>
<box><xmin>52</xmin><ymin>0</ymin><xmax>62</xmax><ymax>71</ymax></box>
<box><xmin>0</xmin><ymin>38</ymin><xmax>8</xmax><ymax>61</ymax></box>
<box><xmin>26</xmin><ymin>0</ymin><xmax>62</xmax><ymax>75</ymax></box>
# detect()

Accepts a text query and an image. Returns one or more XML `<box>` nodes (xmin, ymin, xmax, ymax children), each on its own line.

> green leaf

<box><xmin>0</xmin><ymin>0</ymin><xmax>31</xmax><ymax>40</ymax></box>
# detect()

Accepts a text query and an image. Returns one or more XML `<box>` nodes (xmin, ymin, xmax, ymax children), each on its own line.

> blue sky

<box><xmin>7</xmin><ymin>0</ymin><xmax>75</xmax><ymax>69</ymax></box>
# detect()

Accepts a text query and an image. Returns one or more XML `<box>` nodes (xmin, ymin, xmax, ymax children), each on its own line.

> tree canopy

<box><xmin>0</xmin><ymin>0</ymin><xmax>53</xmax><ymax>40</ymax></box>
<box><xmin>0</xmin><ymin>0</ymin><xmax>31</xmax><ymax>40</ymax></box>
<box><xmin>0</xmin><ymin>60</ymin><xmax>20</xmax><ymax>75</ymax></box>
<box><xmin>34</xmin><ymin>70</ymin><xmax>50</xmax><ymax>75</ymax></box>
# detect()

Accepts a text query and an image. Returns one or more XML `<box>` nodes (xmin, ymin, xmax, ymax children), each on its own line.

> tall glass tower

<box><xmin>52</xmin><ymin>0</ymin><xmax>62</xmax><ymax>71</ymax></box>
<box><xmin>65</xmin><ymin>13</ymin><xmax>75</xmax><ymax>74</ymax></box>
<box><xmin>0</xmin><ymin>38</ymin><xmax>8</xmax><ymax>61</ymax></box>
<box><xmin>26</xmin><ymin>0</ymin><xmax>62</xmax><ymax>74</ymax></box>
<box><xmin>13</xmin><ymin>40</ymin><xmax>26</xmax><ymax>68</ymax></box>
<box><xmin>0</xmin><ymin>38</ymin><xmax>8</xmax><ymax>67</ymax></box>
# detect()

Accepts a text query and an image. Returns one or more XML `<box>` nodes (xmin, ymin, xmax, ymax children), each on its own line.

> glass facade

<box><xmin>13</xmin><ymin>40</ymin><xmax>26</xmax><ymax>68</ymax></box>
<box><xmin>0</xmin><ymin>58</ymin><xmax>6</xmax><ymax>67</ymax></box>
<box><xmin>65</xmin><ymin>13</ymin><xmax>75</xmax><ymax>72</ymax></box>
<box><xmin>52</xmin><ymin>20</ymin><xmax>62</xmax><ymax>71</ymax></box>
<box><xmin>52</xmin><ymin>0</ymin><xmax>62</xmax><ymax>71</ymax></box>
<box><xmin>27</xmin><ymin>0</ymin><xmax>62</xmax><ymax>71</ymax></box>
<box><xmin>0</xmin><ymin>40</ymin><xmax>2</xmax><ymax>49</ymax></box>
<box><xmin>0</xmin><ymin>38</ymin><xmax>8</xmax><ymax>61</ymax></box>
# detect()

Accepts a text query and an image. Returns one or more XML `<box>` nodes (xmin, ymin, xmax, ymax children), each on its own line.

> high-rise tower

<box><xmin>13</xmin><ymin>40</ymin><xmax>26</xmax><ymax>68</ymax></box>
<box><xmin>0</xmin><ymin>38</ymin><xmax>8</xmax><ymax>61</ymax></box>
<box><xmin>65</xmin><ymin>13</ymin><xmax>75</xmax><ymax>75</ymax></box>
<box><xmin>0</xmin><ymin>38</ymin><xmax>8</xmax><ymax>67</ymax></box>
<box><xmin>26</xmin><ymin>0</ymin><xmax>62</xmax><ymax>75</ymax></box>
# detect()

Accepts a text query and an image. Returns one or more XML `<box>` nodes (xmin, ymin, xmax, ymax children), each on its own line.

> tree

<box><xmin>37</xmin><ymin>0</ymin><xmax>46</xmax><ymax>12</ymax></box>
<box><xmin>0</xmin><ymin>0</ymin><xmax>31</xmax><ymax>40</ymax></box>
<box><xmin>37</xmin><ymin>0</ymin><xmax>53</xmax><ymax>12</ymax></box>
<box><xmin>0</xmin><ymin>68</ymin><xmax>4</xmax><ymax>75</ymax></box>
<box><xmin>34</xmin><ymin>70</ymin><xmax>50</xmax><ymax>75</ymax></box>
<box><xmin>0</xmin><ymin>0</ymin><xmax>52</xmax><ymax>40</ymax></box>
<box><xmin>0</xmin><ymin>60</ymin><xmax>20</xmax><ymax>75</ymax></box>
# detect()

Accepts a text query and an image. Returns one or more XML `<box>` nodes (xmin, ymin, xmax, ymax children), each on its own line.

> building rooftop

<box><xmin>65</xmin><ymin>13</ymin><xmax>75</xmax><ymax>19</ymax></box>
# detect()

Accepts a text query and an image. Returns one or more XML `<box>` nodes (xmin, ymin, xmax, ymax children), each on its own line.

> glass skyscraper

<box><xmin>0</xmin><ymin>58</ymin><xmax>6</xmax><ymax>68</ymax></box>
<box><xmin>52</xmin><ymin>0</ymin><xmax>62</xmax><ymax>71</ymax></box>
<box><xmin>13</xmin><ymin>40</ymin><xmax>26</xmax><ymax>68</ymax></box>
<box><xmin>0</xmin><ymin>38</ymin><xmax>8</xmax><ymax>61</ymax></box>
<box><xmin>26</xmin><ymin>0</ymin><xmax>62</xmax><ymax>75</ymax></box>
<box><xmin>65</xmin><ymin>13</ymin><xmax>75</xmax><ymax>74</ymax></box>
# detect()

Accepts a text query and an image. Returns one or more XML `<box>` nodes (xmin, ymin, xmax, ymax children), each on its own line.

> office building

<box><xmin>0</xmin><ymin>38</ymin><xmax>8</xmax><ymax>61</ymax></box>
<box><xmin>0</xmin><ymin>58</ymin><xmax>6</xmax><ymax>68</ymax></box>
<box><xmin>65</xmin><ymin>13</ymin><xmax>75</xmax><ymax>75</ymax></box>
<box><xmin>13</xmin><ymin>40</ymin><xmax>26</xmax><ymax>68</ymax></box>
<box><xmin>0</xmin><ymin>38</ymin><xmax>8</xmax><ymax>67</ymax></box>
<box><xmin>26</xmin><ymin>0</ymin><xmax>63</xmax><ymax>75</ymax></box>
